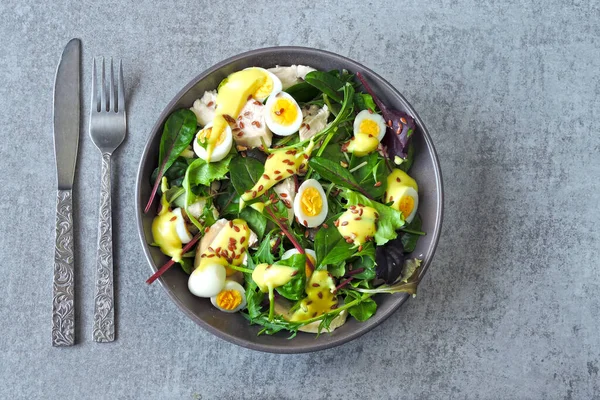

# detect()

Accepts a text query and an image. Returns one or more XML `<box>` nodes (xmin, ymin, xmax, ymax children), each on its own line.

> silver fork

<box><xmin>90</xmin><ymin>58</ymin><xmax>126</xmax><ymax>342</ymax></box>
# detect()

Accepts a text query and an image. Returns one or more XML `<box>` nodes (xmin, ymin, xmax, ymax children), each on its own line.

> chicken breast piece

<box><xmin>233</xmin><ymin>99</ymin><xmax>272</xmax><ymax>149</ymax></box>
<box><xmin>267</xmin><ymin>65</ymin><xmax>317</xmax><ymax>90</ymax></box>
<box><xmin>190</xmin><ymin>90</ymin><xmax>217</xmax><ymax>127</ymax></box>
<box><xmin>300</xmin><ymin>104</ymin><xmax>330</xmax><ymax>141</ymax></box>
<box><xmin>272</xmin><ymin>178</ymin><xmax>296</xmax><ymax>224</ymax></box>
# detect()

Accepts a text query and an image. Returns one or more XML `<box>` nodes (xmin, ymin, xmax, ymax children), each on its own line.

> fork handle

<box><xmin>93</xmin><ymin>153</ymin><xmax>115</xmax><ymax>342</ymax></box>
<box><xmin>53</xmin><ymin>189</ymin><xmax>75</xmax><ymax>346</ymax></box>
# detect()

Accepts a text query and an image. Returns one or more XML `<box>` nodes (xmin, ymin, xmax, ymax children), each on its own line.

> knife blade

<box><xmin>52</xmin><ymin>38</ymin><xmax>80</xmax><ymax>347</ymax></box>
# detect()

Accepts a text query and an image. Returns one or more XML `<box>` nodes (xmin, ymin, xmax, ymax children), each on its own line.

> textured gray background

<box><xmin>1</xmin><ymin>0</ymin><xmax>599</xmax><ymax>399</ymax></box>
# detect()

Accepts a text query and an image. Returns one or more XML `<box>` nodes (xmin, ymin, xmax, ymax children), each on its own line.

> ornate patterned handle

<box><xmin>93</xmin><ymin>153</ymin><xmax>115</xmax><ymax>342</ymax></box>
<box><xmin>53</xmin><ymin>189</ymin><xmax>75</xmax><ymax>346</ymax></box>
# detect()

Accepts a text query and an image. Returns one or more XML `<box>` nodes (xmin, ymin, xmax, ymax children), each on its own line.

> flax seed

<box><xmin>312</xmin><ymin>283</ymin><xmax>320</xmax><ymax>287</ymax></box>
<box><xmin>233</xmin><ymin>225</ymin><xmax>240</xmax><ymax>232</ymax></box>
<box><xmin>275</xmin><ymin>175</ymin><xmax>283</xmax><ymax>181</ymax></box>
<box><xmin>400</xmin><ymin>117</ymin><xmax>407</xmax><ymax>124</ymax></box>
<box><xmin>170</xmin><ymin>216</ymin><xmax>177</xmax><ymax>222</ymax></box>
<box><xmin>286</xmin><ymin>168</ymin><xmax>294</xmax><ymax>174</ymax></box>
<box><xmin>303</xmin><ymin>219</ymin><xmax>308</xmax><ymax>226</ymax></box>
<box><xmin>207</xmin><ymin>101</ymin><xmax>214</xmax><ymax>107</ymax></box>
<box><xmin>341</xmin><ymin>221</ymin><xmax>349</xmax><ymax>226</ymax></box>
<box><xmin>355</xmin><ymin>217</ymin><xmax>362</xmax><ymax>221</ymax></box>
<box><xmin>280</xmin><ymin>193</ymin><xmax>288</xmax><ymax>198</ymax></box>
<box><xmin>323</xmin><ymin>223</ymin><xmax>328</xmax><ymax>229</ymax></box>
<box><xmin>258</xmin><ymin>185</ymin><xmax>264</xmax><ymax>191</ymax></box>
<box><xmin>346</xmin><ymin>238</ymin><xmax>353</xmax><ymax>243</ymax></box>
<box><xmin>334</xmin><ymin>220</ymin><xmax>340</xmax><ymax>227</ymax></box>
<box><xmin>317</xmin><ymin>292</ymin><xmax>323</xmax><ymax>299</ymax></box>
<box><xmin>239</xmin><ymin>121</ymin><xmax>245</xmax><ymax>129</ymax></box>
<box><xmin>291</xmin><ymin>270</ymin><xmax>298</xmax><ymax>276</ymax></box>
<box><xmin>374</xmin><ymin>181</ymin><xmax>382</xmax><ymax>187</ymax></box>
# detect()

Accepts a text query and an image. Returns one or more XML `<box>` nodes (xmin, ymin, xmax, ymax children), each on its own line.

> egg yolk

<box><xmin>359</xmin><ymin>119</ymin><xmax>380</xmax><ymax>137</ymax></box>
<box><xmin>300</xmin><ymin>187</ymin><xmax>322</xmax><ymax>217</ymax></box>
<box><xmin>398</xmin><ymin>195</ymin><xmax>415</xmax><ymax>218</ymax></box>
<box><xmin>254</xmin><ymin>76</ymin><xmax>274</xmax><ymax>99</ymax></box>
<box><xmin>270</xmin><ymin>97</ymin><xmax>298</xmax><ymax>126</ymax></box>
<box><xmin>198</xmin><ymin>127</ymin><xmax>226</xmax><ymax>146</ymax></box>
<box><xmin>215</xmin><ymin>289</ymin><xmax>242</xmax><ymax>311</ymax></box>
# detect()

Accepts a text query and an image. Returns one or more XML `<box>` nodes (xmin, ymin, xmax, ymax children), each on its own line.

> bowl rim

<box><xmin>135</xmin><ymin>46</ymin><xmax>444</xmax><ymax>353</ymax></box>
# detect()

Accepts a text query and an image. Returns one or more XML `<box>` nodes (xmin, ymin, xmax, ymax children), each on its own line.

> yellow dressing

<box><xmin>385</xmin><ymin>169</ymin><xmax>419</xmax><ymax>213</ymax></box>
<box><xmin>207</xmin><ymin>69</ymin><xmax>266</xmax><ymax>161</ymax></box>
<box><xmin>252</xmin><ymin>263</ymin><xmax>296</xmax><ymax>293</ymax></box>
<box><xmin>197</xmin><ymin>219</ymin><xmax>251</xmax><ymax>276</ymax></box>
<box><xmin>152</xmin><ymin>178</ymin><xmax>183</xmax><ymax>261</ymax></box>
<box><xmin>300</xmin><ymin>187</ymin><xmax>322</xmax><ymax>216</ymax></box>
<box><xmin>345</xmin><ymin>133</ymin><xmax>380</xmax><ymax>157</ymax></box>
<box><xmin>240</xmin><ymin>141</ymin><xmax>314</xmax><ymax>205</ymax></box>
<box><xmin>290</xmin><ymin>270</ymin><xmax>337</xmax><ymax>322</ymax></box>
<box><xmin>336</xmin><ymin>205</ymin><xmax>378</xmax><ymax>246</ymax></box>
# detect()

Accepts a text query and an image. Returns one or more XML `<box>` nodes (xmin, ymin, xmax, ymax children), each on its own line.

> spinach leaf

<box><xmin>354</xmin><ymin>93</ymin><xmax>377</xmax><ymax>112</ymax></box>
<box><xmin>151</xmin><ymin>156</ymin><xmax>190</xmax><ymax>188</ymax></box>
<box><xmin>178</xmin><ymin>258</ymin><xmax>194</xmax><ymax>275</ymax></box>
<box><xmin>275</xmin><ymin>254</ymin><xmax>306</xmax><ymax>301</ymax></box>
<box><xmin>240</xmin><ymin>207</ymin><xmax>267</xmax><ymax>241</ymax></box>
<box><xmin>349</xmin><ymin>153</ymin><xmax>387</xmax><ymax>199</ymax></box>
<box><xmin>145</xmin><ymin>109</ymin><xmax>198</xmax><ymax>212</ymax></box>
<box><xmin>340</xmin><ymin>189</ymin><xmax>404</xmax><ymax>245</ymax></box>
<box><xmin>214</xmin><ymin>180</ymin><xmax>239</xmax><ymax>217</ymax></box>
<box><xmin>346</xmin><ymin>296</ymin><xmax>377</xmax><ymax>322</ymax></box>
<box><xmin>319</xmin><ymin>143</ymin><xmax>347</xmax><ymax>166</ymax></box>
<box><xmin>304</xmin><ymin>71</ymin><xmax>345</xmax><ymax>103</ymax></box>
<box><xmin>308</xmin><ymin>157</ymin><xmax>373</xmax><ymax>199</ymax></box>
<box><xmin>229</xmin><ymin>156</ymin><xmax>264</xmax><ymax>195</ymax></box>
<box><xmin>158</xmin><ymin>109</ymin><xmax>198</xmax><ymax>172</ymax></box>
<box><xmin>314</xmin><ymin>217</ymin><xmax>355</xmax><ymax>269</ymax></box>
<box><xmin>401</xmin><ymin>214</ymin><xmax>422</xmax><ymax>253</ymax></box>
<box><xmin>285</xmin><ymin>81</ymin><xmax>321</xmax><ymax>103</ymax></box>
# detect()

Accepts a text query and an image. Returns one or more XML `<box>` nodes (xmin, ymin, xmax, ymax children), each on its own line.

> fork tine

<box><xmin>109</xmin><ymin>58</ymin><xmax>115</xmax><ymax>112</ymax></box>
<box><xmin>91</xmin><ymin>58</ymin><xmax>98</xmax><ymax>112</ymax></box>
<box><xmin>118</xmin><ymin>59</ymin><xmax>125</xmax><ymax>113</ymax></box>
<box><xmin>100</xmin><ymin>57</ymin><xmax>107</xmax><ymax>112</ymax></box>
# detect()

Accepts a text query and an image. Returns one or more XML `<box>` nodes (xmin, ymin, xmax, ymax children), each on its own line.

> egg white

<box><xmin>394</xmin><ymin>186</ymin><xmax>419</xmax><ymax>223</ymax></box>
<box><xmin>171</xmin><ymin>207</ymin><xmax>192</xmax><ymax>243</ymax></box>
<box><xmin>210</xmin><ymin>280</ymin><xmax>247</xmax><ymax>313</ymax></box>
<box><xmin>293</xmin><ymin>179</ymin><xmax>328</xmax><ymax>228</ymax></box>
<box><xmin>265</xmin><ymin>91</ymin><xmax>303</xmax><ymax>136</ymax></box>
<box><xmin>188</xmin><ymin>263</ymin><xmax>226</xmax><ymax>298</ymax></box>
<box><xmin>282</xmin><ymin>248</ymin><xmax>316</xmax><ymax>264</ymax></box>
<box><xmin>353</xmin><ymin>109</ymin><xmax>386</xmax><ymax>142</ymax></box>
<box><xmin>193</xmin><ymin>122</ymin><xmax>233</xmax><ymax>162</ymax></box>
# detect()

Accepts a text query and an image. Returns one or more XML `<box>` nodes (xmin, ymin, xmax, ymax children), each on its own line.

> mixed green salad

<box><xmin>145</xmin><ymin>65</ymin><xmax>425</xmax><ymax>336</ymax></box>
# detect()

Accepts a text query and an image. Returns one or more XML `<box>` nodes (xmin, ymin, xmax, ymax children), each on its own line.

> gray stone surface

<box><xmin>1</xmin><ymin>0</ymin><xmax>599</xmax><ymax>398</ymax></box>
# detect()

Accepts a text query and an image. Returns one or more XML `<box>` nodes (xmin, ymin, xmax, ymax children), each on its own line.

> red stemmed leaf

<box><xmin>146</xmin><ymin>232</ymin><xmax>202</xmax><ymax>284</ymax></box>
<box><xmin>355</xmin><ymin>72</ymin><xmax>416</xmax><ymax>159</ymax></box>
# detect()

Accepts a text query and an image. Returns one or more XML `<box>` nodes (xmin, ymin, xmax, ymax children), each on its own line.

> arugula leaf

<box><xmin>275</xmin><ymin>254</ymin><xmax>306</xmax><ymax>301</ymax></box>
<box><xmin>285</xmin><ymin>81</ymin><xmax>321</xmax><ymax>103</ymax></box>
<box><xmin>314</xmin><ymin>217</ymin><xmax>355</xmax><ymax>268</ymax></box>
<box><xmin>253</xmin><ymin>230</ymin><xmax>276</xmax><ymax>264</ymax></box>
<box><xmin>145</xmin><ymin>109</ymin><xmax>197</xmax><ymax>212</ymax></box>
<box><xmin>401</xmin><ymin>214</ymin><xmax>422</xmax><ymax>253</ymax></box>
<box><xmin>240</xmin><ymin>207</ymin><xmax>267</xmax><ymax>241</ymax></box>
<box><xmin>229</xmin><ymin>156</ymin><xmax>264</xmax><ymax>195</ymax></box>
<box><xmin>304</xmin><ymin>71</ymin><xmax>345</xmax><ymax>103</ymax></box>
<box><xmin>151</xmin><ymin>156</ymin><xmax>190</xmax><ymax>189</ymax></box>
<box><xmin>340</xmin><ymin>189</ymin><xmax>404</xmax><ymax>245</ymax></box>
<box><xmin>243</xmin><ymin>313</ymin><xmax>298</xmax><ymax>338</ymax></box>
<box><xmin>308</xmin><ymin>157</ymin><xmax>373</xmax><ymax>199</ymax></box>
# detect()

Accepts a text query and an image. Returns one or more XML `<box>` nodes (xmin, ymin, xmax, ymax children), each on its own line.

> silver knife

<box><xmin>52</xmin><ymin>38</ymin><xmax>81</xmax><ymax>347</ymax></box>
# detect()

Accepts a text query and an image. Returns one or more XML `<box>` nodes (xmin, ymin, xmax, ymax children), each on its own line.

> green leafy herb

<box><xmin>356</xmin><ymin>258</ymin><xmax>422</xmax><ymax>296</ymax></box>
<box><xmin>253</xmin><ymin>230</ymin><xmax>277</xmax><ymax>264</ymax></box>
<box><xmin>145</xmin><ymin>109</ymin><xmax>197</xmax><ymax>213</ymax></box>
<box><xmin>349</xmin><ymin>152</ymin><xmax>387</xmax><ymax>199</ymax></box>
<box><xmin>346</xmin><ymin>295</ymin><xmax>377</xmax><ymax>322</ymax></box>
<box><xmin>354</xmin><ymin>93</ymin><xmax>377</xmax><ymax>111</ymax></box>
<box><xmin>184</xmin><ymin>154</ymin><xmax>232</xmax><ymax>187</ymax></box>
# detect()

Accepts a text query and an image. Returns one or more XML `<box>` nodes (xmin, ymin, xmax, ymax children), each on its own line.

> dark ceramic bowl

<box><xmin>136</xmin><ymin>47</ymin><xmax>443</xmax><ymax>353</ymax></box>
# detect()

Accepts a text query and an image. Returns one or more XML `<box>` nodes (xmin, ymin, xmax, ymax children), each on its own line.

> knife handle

<box><xmin>93</xmin><ymin>153</ymin><xmax>115</xmax><ymax>342</ymax></box>
<box><xmin>52</xmin><ymin>189</ymin><xmax>75</xmax><ymax>346</ymax></box>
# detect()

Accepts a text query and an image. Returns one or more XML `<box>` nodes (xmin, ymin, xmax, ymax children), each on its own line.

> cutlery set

<box><xmin>52</xmin><ymin>38</ymin><xmax>127</xmax><ymax>346</ymax></box>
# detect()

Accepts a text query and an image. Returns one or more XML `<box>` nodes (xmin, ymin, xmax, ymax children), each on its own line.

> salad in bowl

<box><xmin>144</xmin><ymin>64</ymin><xmax>426</xmax><ymax>337</ymax></box>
